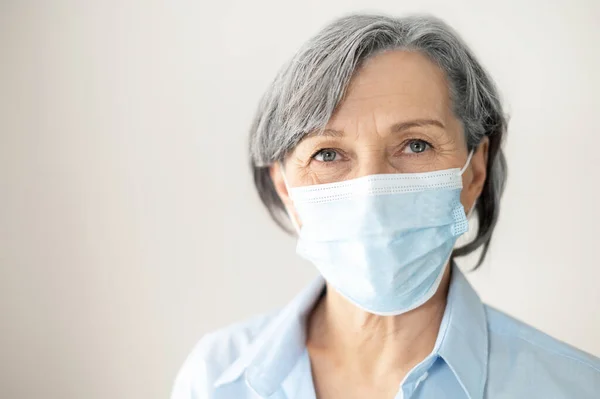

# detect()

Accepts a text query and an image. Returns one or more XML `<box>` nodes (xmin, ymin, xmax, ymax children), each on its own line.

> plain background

<box><xmin>1</xmin><ymin>1</ymin><xmax>599</xmax><ymax>398</ymax></box>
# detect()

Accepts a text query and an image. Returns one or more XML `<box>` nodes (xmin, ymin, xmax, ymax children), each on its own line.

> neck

<box><xmin>307</xmin><ymin>264</ymin><xmax>452</xmax><ymax>381</ymax></box>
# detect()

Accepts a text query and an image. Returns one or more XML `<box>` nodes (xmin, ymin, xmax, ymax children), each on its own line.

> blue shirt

<box><xmin>171</xmin><ymin>265</ymin><xmax>600</xmax><ymax>398</ymax></box>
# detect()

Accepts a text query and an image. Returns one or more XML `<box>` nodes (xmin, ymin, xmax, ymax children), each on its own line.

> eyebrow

<box><xmin>307</xmin><ymin>128</ymin><xmax>345</xmax><ymax>138</ymax></box>
<box><xmin>390</xmin><ymin>118</ymin><xmax>446</xmax><ymax>133</ymax></box>
<box><xmin>313</xmin><ymin>118</ymin><xmax>445</xmax><ymax>138</ymax></box>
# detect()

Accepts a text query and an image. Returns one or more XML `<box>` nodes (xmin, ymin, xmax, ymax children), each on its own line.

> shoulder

<box><xmin>484</xmin><ymin>305</ymin><xmax>600</xmax><ymax>398</ymax></box>
<box><xmin>170</xmin><ymin>311</ymin><xmax>277</xmax><ymax>399</ymax></box>
<box><xmin>187</xmin><ymin>311</ymin><xmax>276</xmax><ymax>371</ymax></box>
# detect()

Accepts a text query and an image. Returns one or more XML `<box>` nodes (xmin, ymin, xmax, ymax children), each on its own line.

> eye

<box><xmin>313</xmin><ymin>149</ymin><xmax>339</xmax><ymax>162</ymax></box>
<box><xmin>404</xmin><ymin>139</ymin><xmax>431</xmax><ymax>154</ymax></box>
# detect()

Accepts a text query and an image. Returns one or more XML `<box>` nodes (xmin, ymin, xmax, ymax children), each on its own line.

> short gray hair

<box><xmin>248</xmin><ymin>13</ymin><xmax>507</xmax><ymax>268</ymax></box>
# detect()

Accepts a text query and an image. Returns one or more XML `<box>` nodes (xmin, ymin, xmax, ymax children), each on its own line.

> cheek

<box><xmin>285</xmin><ymin>156</ymin><xmax>316</xmax><ymax>186</ymax></box>
<box><xmin>291</xmin><ymin>153</ymin><xmax>355</xmax><ymax>185</ymax></box>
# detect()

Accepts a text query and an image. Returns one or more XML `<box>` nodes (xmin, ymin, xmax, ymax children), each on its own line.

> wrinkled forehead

<box><xmin>324</xmin><ymin>50</ymin><xmax>459</xmax><ymax>138</ymax></box>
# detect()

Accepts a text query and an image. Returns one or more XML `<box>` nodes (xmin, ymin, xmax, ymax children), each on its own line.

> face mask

<box><xmin>282</xmin><ymin>152</ymin><xmax>473</xmax><ymax>316</ymax></box>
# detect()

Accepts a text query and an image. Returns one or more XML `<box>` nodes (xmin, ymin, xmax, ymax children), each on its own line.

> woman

<box><xmin>172</xmin><ymin>14</ymin><xmax>600</xmax><ymax>398</ymax></box>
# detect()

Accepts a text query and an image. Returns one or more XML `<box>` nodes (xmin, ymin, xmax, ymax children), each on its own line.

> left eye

<box><xmin>313</xmin><ymin>149</ymin><xmax>338</xmax><ymax>162</ymax></box>
<box><xmin>404</xmin><ymin>140</ymin><xmax>430</xmax><ymax>154</ymax></box>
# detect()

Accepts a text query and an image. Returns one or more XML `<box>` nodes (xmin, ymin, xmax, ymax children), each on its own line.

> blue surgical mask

<box><xmin>282</xmin><ymin>152</ymin><xmax>473</xmax><ymax>316</ymax></box>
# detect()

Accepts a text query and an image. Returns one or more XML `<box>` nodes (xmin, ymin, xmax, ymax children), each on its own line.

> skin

<box><xmin>270</xmin><ymin>50</ymin><xmax>489</xmax><ymax>399</ymax></box>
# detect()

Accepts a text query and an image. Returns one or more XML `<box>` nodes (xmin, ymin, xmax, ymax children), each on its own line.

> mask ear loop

<box><xmin>467</xmin><ymin>200</ymin><xmax>477</xmax><ymax>218</ymax></box>
<box><xmin>458</xmin><ymin>149</ymin><xmax>474</xmax><ymax>176</ymax></box>
<box><xmin>278</xmin><ymin>161</ymin><xmax>302</xmax><ymax>235</ymax></box>
<box><xmin>458</xmin><ymin>149</ymin><xmax>477</xmax><ymax>217</ymax></box>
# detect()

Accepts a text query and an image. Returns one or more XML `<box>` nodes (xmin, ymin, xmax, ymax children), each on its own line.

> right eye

<box><xmin>313</xmin><ymin>149</ymin><xmax>339</xmax><ymax>162</ymax></box>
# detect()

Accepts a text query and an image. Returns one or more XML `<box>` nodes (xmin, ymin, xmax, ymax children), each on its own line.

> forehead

<box><xmin>328</xmin><ymin>50</ymin><xmax>453</xmax><ymax>126</ymax></box>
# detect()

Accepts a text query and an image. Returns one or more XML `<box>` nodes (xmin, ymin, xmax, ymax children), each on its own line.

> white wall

<box><xmin>1</xmin><ymin>1</ymin><xmax>599</xmax><ymax>398</ymax></box>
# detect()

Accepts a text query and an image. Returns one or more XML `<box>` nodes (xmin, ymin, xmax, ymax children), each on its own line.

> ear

<box><xmin>270</xmin><ymin>162</ymin><xmax>303</xmax><ymax>232</ymax></box>
<box><xmin>270</xmin><ymin>162</ymin><xmax>293</xmax><ymax>211</ymax></box>
<box><xmin>462</xmin><ymin>137</ymin><xmax>489</xmax><ymax>213</ymax></box>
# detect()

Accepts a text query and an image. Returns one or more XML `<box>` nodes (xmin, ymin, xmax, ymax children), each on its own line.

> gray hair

<box><xmin>248</xmin><ymin>13</ymin><xmax>507</xmax><ymax>268</ymax></box>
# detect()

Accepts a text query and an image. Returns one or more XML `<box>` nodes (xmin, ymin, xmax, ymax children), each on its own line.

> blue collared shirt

<box><xmin>171</xmin><ymin>265</ymin><xmax>600</xmax><ymax>398</ymax></box>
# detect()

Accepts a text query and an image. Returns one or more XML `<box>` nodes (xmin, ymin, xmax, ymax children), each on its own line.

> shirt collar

<box><xmin>214</xmin><ymin>263</ymin><xmax>489</xmax><ymax>399</ymax></box>
<box><xmin>435</xmin><ymin>263</ymin><xmax>489</xmax><ymax>399</ymax></box>
<box><xmin>213</xmin><ymin>276</ymin><xmax>325</xmax><ymax>396</ymax></box>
